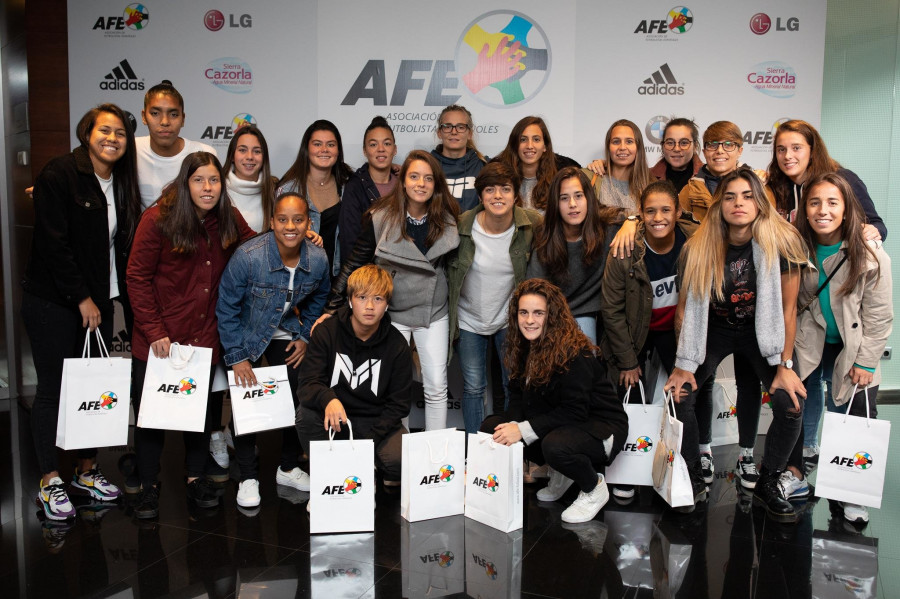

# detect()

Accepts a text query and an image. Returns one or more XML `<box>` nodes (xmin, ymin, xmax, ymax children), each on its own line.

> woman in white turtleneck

<box><xmin>223</xmin><ymin>125</ymin><xmax>277</xmax><ymax>233</ymax></box>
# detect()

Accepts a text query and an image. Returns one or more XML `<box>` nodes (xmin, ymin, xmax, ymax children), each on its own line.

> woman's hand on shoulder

<box><xmin>586</xmin><ymin>159</ymin><xmax>606</xmax><ymax>176</ymax></box>
<box><xmin>306</xmin><ymin>229</ymin><xmax>323</xmax><ymax>247</ymax></box>
<box><xmin>610</xmin><ymin>219</ymin><xmax>638</xmax><ymax>259</ymax></box>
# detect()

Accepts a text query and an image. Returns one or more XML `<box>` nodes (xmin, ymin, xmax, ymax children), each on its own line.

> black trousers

<box><xmin>480</xmin><ymin>415</ymin><xmax>609</xmax><ymax>493</ymax></box>
<box><xmin>132</xmin><ymin>358</ymin><xmax>223</xmax><ymax>488</ymax></box>
<box><xmin>22</xmin><ymin>291</ymin><xmax>113</xmax><ymax>475</ymax></box>
<box><xmin>230</xmin><ymin>339</ymin><xmax>303</xmax><ymax>481</ymax></box>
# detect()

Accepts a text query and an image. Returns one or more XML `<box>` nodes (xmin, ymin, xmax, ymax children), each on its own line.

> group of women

<box><xmin>23</xmin><ymin>79</ymin><xmax>891</xmax><ymax>528</ymax></box>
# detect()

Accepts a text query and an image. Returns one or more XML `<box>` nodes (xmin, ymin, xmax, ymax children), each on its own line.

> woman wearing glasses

<box><xmin>431</xmin><ymin>105</ymin><xmax>488</xmax><ymax>213</ymax></box>
<box><xmin>652</xmin><ymin>118</ymin><xmax>703</xmax><ymax>194</ymax></box>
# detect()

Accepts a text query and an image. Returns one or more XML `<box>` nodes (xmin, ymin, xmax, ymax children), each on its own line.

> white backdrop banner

<box><xmin>68</xmin><ymin>1</ymin><xmax>825</xmax><ymax>180</ymax></box>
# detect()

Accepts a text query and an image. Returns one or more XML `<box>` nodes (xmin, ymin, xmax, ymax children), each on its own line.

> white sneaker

<box><xmin>210</xmin><ymin>431</ymin><xmax>230</xmax><ymax>469</ymax></box>
<box><xmin>276</xmin><ymin>467</ymin><xmax>310</xmax><ymax>492</ymax></box>
<box><xmin>840</xmin><ymin>502</ymin><xmax>869</xmax><ymax>524</ymax></box>
<box><xmin>236</xmin><ymin>479</ymin><xmax>260</xmax><ymax>508</ymax></box>
<box><xmin>561</xmin><ymin>475</ymin><xmax>610</xmax><ymax>524</ymax></box>
<box><xmin>777</xmin><ymin>470</ymin><xmax>809</xmax><ymax>499</ymax></box>
<box><xmin>536</xmin><ymin>468</ymin><xmax>574</xmax><ymax>502</ymax></box>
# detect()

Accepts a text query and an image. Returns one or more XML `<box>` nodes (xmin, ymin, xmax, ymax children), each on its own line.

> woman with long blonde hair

<box><xmin>482</xmin><ymin>279</ymin><xmax>627</xmax><ymax>524</ymax></box>
<box><xmin>665</xmin><ymin>169</ymin><xmax>808</xmax><ymax>522</ymax></box>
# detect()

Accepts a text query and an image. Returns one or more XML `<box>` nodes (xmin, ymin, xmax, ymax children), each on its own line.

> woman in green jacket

<box><xmin>447</xmin><ymin>162</ymin><xmax>542</xmax><ymax>433</ymax></box>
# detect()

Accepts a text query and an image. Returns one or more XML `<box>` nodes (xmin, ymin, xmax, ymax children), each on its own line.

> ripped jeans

<box><xmin>673</xmin><ymin>323</ymin><xmax>802</xmax><ymax>476</ymax></box>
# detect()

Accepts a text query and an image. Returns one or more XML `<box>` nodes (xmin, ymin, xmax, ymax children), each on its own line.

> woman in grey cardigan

<box><xmin>321</xmin><ymin>150</ymin><xmax>460</xmax><ymax>430</ymax></box>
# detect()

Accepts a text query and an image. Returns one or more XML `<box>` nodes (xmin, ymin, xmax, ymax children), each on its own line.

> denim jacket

<box><xmin>276</xmin><ymin>180</ymin><xmax>343</xmax><ymax>277</ymax></box>
<box><xmin>217</xmin><ymin>232</ymin><xmax>331</xmax><ymax>366</ymax></box>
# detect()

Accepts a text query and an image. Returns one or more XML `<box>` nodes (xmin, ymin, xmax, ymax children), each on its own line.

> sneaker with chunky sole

<box><xmin>73</xmin><ymin>467</ymin><xmax>122</xmax><ymax>501</ymax></box>
<box><xmin>752</xmin><ymin>469</ymin><xmax>797</xmax><ymax>523</ymax></box>
<box><xmin>777</xmin><ymin>470</ymin><xmax>809</xmax><ymax>500</ymax></box>
<box><xmin>237</xmin><ymin>479</ymin><xmax>261</xmax><ymax>508</ymax></box>
<box><xmin>134</xmin><ymin>484</ymin><xmax>160</xmax><ymax>519</ymax></box>
<box><xmin>840</xmin><ymin>502</ymin><xmax>869</xmax><ymax>525</ymax></box>
<box><xmin>37</xmin><ymin>477</ymin><xmax>76</xmax><ymax>521</ymax></box>
<box><xmin>561</xmin><ymin>475</ymin><xmax>610</xmax><ymax>524</ymax></box>
<box><xmin>699</xmin><ymin>452</ymin><xmax>715</xmax><ymax>484</ymax></box>
<box><xmin>210</xmin><ymin>431</ymin><xmax>230</xmax><ymax>469</ymax></box>
<box><xmin>186</xmin><ymin>478</ymin><xmax>220</xmax><ymax>509</ymax></box>
<box><xmin>536</xmin><ymin>468</ymin><xmax>574</xmax><ymax>502</ymax></box>
<box><xmin>276</xmin><ymin>467</ymin><xmax>311</xmax><ymax>491</ymax></box>
<box><xmin>735</xmin><ymin>455</ymin><xmax>760</xmax><ymax>490</ymax></box>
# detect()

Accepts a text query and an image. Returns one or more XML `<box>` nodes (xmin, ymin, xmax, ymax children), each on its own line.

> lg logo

<box><xmin>204</xmin><ymin>10</ymin><xmax>252</xmax><ymax>31</ymax></box>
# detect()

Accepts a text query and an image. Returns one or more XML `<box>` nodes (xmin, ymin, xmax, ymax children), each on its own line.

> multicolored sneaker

<box><xmin>36</xmin><ymin>477</ymin><xmax>76</xmax><ymax>520</ymax></box>
<box><xmin>72</xmin><ymin>467</ymin><xmax>122</xmax><ymax>501</ymax></box>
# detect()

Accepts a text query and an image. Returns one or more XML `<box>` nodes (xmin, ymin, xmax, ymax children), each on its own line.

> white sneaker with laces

<box><xmin>777</xmin><ymin>470</ymin><xmax>809</xmax><ymax>499</ymax></box>
<box><xmin>276</xmin><ymin>467</ymin><xmax>311</xmax><ymax>492</ymax></box>
<box><xmin>237</xmin><ymin>479</ymin><xmax>260</xmax><ymax>508</ymax></box>
<box><xmin>561</xmin><ymin>475</ymin><xmax>610</xmax><ymax>524</ymax></box>
<box><xmin>841</xmin><ymin>502</ymin><xmax>869</xmax><ymax>524</ymax></box>
<box><xmin>536</xmin><ymin>468</ymin><xmax>574</xmax><ymax>502</ymax></box>
<box><xmin>210</xmin><ymin>431</ymin><xmax>230</xmax><ymax>469</ymax></box>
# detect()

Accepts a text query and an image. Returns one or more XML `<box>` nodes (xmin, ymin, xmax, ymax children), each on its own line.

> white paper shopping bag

<box><xmin>815</xmin><ymin>386</ymin><xmax>891</xmax><ymax>509</ymax></box>
<box><xmin>309</xmin><ymin>420</ymin><xmax>375</xmax><ymax>534</ymax></box>
<box><xmin>652</xmin><ymin>392</ymin><xmax>693</xmax><ymax>508</ymax></box>
<box><xmin>401</xmin><ymin>515</ymin><xmax>466</xmax><ymax>598</ymax></box>
<box><xmin>607</xmin><ymin>381</ymin><xmax>664</xmax><ymax>486</ymax></box>
<box><xmin>137</xmin><ymin>343</ymin><xmax>212</xmax><ymax>432</ymax></box>
<box><xmin>56</xmin><ymin>329</ymin><xmax>131</xmax><ymax>450</ymax></box>
<box><xmin>464</xmin><ymin>432</ymin><xmax>523</xmax><ymax>533</ymax></box>
<box><xmin>228</xmin><ymin>364</ymin><xmax>296</xmax><ymax>436</ymax></box>
<box><xmin>710</xmin><ymin>378</ymin><xmax>739</xmax><ymax>447</ymax></box>
<box><xmin>401</xmin><ymin>429</ymin><xmax>466</xmax><ymax>522</ymax></box>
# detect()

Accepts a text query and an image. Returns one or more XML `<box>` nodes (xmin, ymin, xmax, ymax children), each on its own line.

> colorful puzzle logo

<box><xmin>344</xmin><ymin>476</ymin><xmax>362</xmax><ymax>494</ymax></box>
<box><xmin>854</xmin><ymin>452</ymin><xmax>872</xmax><ymax>470</ymax></box>
<box><xmin>438</xmin><ymin>551</ymin><xmax>454</xmax><ymax>568</ymax></box>
<box><xmin>439</xmin><ymin>464</ymin><xmax>455</xmax><ymax>482</ymax></box>
<box><xmin>232</xmin><ymin>112</ymin><xmax>257</xmax><ymax>130</ymax></box>
<box><xmin>99</xmin><ymin>391</ymin><xmax>118</xmax><ymax>410</ymax></box>
<box><xmin>636</xmin><ymin>436</ymin><xmax>653</xmax><ymax>452</ymax></box>
<box><xmin>667</xmin><ymin>7</ymin><xmax>693</xmax><ymax>33</ymax></box>
<box><xmin>260</xmin><ymin>379</ymin><xmax>278</xmax><ymax>395</ymax></box>
<box><xmin>179</xmin><ymin>378</ymin><xmax>197</xmax><ymax>395</ymax></box>
<box><xmin>124</xmin><ymin>4</ymin><xmax>149</xmax><ymax>30</ymax></box>
<box><xmin>487</xmin><ymin>473</ymin><xmax>500</xmax><ymax>492</ymax></box>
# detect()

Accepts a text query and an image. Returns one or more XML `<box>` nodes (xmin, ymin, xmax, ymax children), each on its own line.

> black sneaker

<box><xmin>699</xmin><ymin>452</ymin><xmax>714</xmax><ymax>484</ymax></box>
<box><xmin>135</xmin><ymin>484</ymin><xmax>160</xmax><ymax>520</ymax></box>
<box><xmin>186</xmin><ymin>478</ymin><xmax>220</xmax><ymax>509</ymax></box>
<box><xmin>735</xmin><ymin>455</ymin><xmax>760</xmax><ymax>490</ymax></box>
<box><xmin>752</xmin><ymin>468</ymin><xmax>797</xmax><ymax>523</ymax></box>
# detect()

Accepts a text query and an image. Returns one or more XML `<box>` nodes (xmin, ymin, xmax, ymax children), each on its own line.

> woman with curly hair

<box><xmin>481</xmin><ymin>279</ymin><xmax>628</xmax><ymax>523</ymax></box>
<box><xmin>527</xmin><ymin>167</ymin><xmax>615</xmax><ymax>343</ymax></box>
<box><xmin>493</xmin><ymin>116</ymin><xmax>578</xmax><ymax>212</ymax></box>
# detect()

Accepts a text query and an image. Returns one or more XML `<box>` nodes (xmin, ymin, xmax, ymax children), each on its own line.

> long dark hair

<box><xmin>76</xmin><ymin>103</ymin><xmax>141</xmax><ymax>243</ymax></box>
<box><xmin>505</xmin><ymin>278</ymin><xmax>594</xmax><ymax>388</ymax></box>
<box><xmin>794</xmin><ymin>172</ymin><xmax>880</xmax><ymax>296</ymax></box>
<box><xmin>222</xmin><ymin>125</ymin><xmax>275</xmax><ymax>231</ymax></box>
<box><xmin>368</xmin><ymin>150</ymin><xmax>459</xmax><ymax>247</ymax></box>
<box><xmin>767</xmin><ymin>119</ymin><xmax>842</xmax><ymax>215</ymax></box>
<box><xmin>495</xmin><ymin>116</ymin><xmax>558</xmax><ymax>211</ymax></box>
<box><xmin>156</xmin><ymin>152</ymin><xmax>240</xmax><ymax>253</ymax></box>
<box><xmin>534</xmin><ymin>167</ymin><xmax>610</xmax><ymax>283</ymax></box>
<box><xmin>278</xmin><ymin>119</ymin><xmax>353</xmax><ymax>193</ymax></box>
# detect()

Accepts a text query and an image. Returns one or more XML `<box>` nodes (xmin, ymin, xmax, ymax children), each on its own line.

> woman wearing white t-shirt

<box><xmin>448</xmin><ymin>162</ymin><xmax>542</xmax><ymax>433</ymax></box>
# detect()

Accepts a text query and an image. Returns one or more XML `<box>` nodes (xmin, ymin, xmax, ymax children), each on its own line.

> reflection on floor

<box><xmin>0</xmin><ymin>406</ymin><xmax>896</xmax><ymax>598</ymax></box>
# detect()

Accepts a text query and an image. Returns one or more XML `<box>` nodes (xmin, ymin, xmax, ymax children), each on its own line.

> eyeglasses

<box><xmin>663</xmin><ymin>139</ymin><xmax>693</xmax><ymax>150</ymax></box>
<box><xmin>703</xmin><ymin>141</ymin><xmax>740</xmax><ymax>152</ymax></box>
<box><xmin>439</xmin><ymin>123</ymin><xmax>470</xmax><ymax>133</ymax></box>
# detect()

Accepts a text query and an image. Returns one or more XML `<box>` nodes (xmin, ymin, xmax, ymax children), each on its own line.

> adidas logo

<box><xmin>637</xmin><ymin>63</ymin><xmax>684</xmax><ymax>96</ymax></box>
<box><xmin>99</xmin><ymin>59</ymin><xmax>145</xmax><ymax>91</ymax></box>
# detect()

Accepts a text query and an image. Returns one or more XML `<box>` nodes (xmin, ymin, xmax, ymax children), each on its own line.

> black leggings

<box><xmin>22</xmin><ymin>292</ymin><xmax>113</xmax><ymax>475</ymax></box>
<box><xmin>230</xmin><ymin>339</ymin><xmax>303</xmax><ymax>481</ymax></box>
<box><xmin>132</xmin><ymin>358</ymin><xmax>223</xmax><ymax>488</ymax></box>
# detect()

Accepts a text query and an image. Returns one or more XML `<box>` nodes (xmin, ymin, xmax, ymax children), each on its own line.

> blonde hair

<box><xmin>347</xmin><ymin>264</ymin><xmax>394</xmax><ymax>302</ymax></box>
<box><xmin>680</xmin><ymin>170</ymin><xmax>807</xmax><ymax>301</ymax></box>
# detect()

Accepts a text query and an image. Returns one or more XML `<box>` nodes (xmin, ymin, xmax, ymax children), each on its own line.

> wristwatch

<box><xmin>780</xmin><ymin>359</ymin><xmax>793</xmax><ymax>369</ymax></box>
<box><xmin>626</xmin><ymin>215</ymin><xmax>638</xmax><ymax>222</ymax></box>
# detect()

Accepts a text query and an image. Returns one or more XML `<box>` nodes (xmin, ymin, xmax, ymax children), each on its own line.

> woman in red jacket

<box><xmin>127</xmin><ymin>151</ymin><xmax>254</xmax><ymax>518</ymax></box>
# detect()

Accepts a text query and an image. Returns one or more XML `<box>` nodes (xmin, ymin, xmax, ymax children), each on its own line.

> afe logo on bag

<box><xmin>242</xmin><ymin>379</ymin><xmax>278</xmax><ymax>400</ymax></box>
<box><xmin>157</xmin><ymin>377</ymin><xmax>197</xmax><ymax>395</ymax></box>
<box><xmin>419</xmin><ymin>550</ymin><xmax>454</xmax><ymax>567</ymax></box>
<box><xmin>472</xmin><ymin>473</ymin><xmax>500</xmax><ymax>492</ymax></box>
<box><xmin>322</xmin><ymin>475</ymin><xmax>363</xmax><ymax>495</ymax></box>
<box><xmin>623</xmin><ymin>435</ymin><xmax>653</xmax><ymax>453</ymax></box>
<box><xmin>78</xmin><ymin>391</ymin><xmax>118</xmax><ymax>412</ymax></box>
<box><xmin>420</xmin><ymin>464</ymin><xmax>455</xmax><ymax>485</ymax></box>
<box><xmin>666</xmin><ymin>449</ymin><xmax>675</xmax><ymax>464</ymax></box>
<box><xmin>829</xmin><ymin>452</ymin><xmax>873</xmax><ymax>470</ymax></box>
<box><xmin>472</xmin><ymin>554</ymin><xmax>499</xmax><ymax>579</ymax></box>
<box><xmin>716</xmin><ymin>405</ymin><xmax>737</xmax><ymax>420</ymax></box>
<box><xmin>323</xmin><ymin>568</ymin><xmax>362</xmax><ymax>578</ymax></box>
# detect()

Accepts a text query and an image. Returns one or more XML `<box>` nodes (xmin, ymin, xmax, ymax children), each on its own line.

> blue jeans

<box><xmin>457</xmin><ymin>327</ymin><xmax>509</xmax><ymax>434</ymax></box>
<box><xmin>575</xmin><ymin>315</ymin><xmax>597</xmax><ymax>344</ymax></box>
<box><xmin>801</xmin><ymin>342</ymin><xmax>840</xmax><ymax>448</ymax></box>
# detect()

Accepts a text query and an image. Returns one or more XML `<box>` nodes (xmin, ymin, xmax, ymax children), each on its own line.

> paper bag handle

<box><xmin>664</xmin><ymin>390</ymin><xmax>678</xmax><ymax>420</ymax></box>
<box><xmin>845</xmin><ymin>385</ymin><xmax>871</xmax><ymax>426</ymax></box>
<box><xmin>328</xmin><ymin>418</ymin><xmax>354</xmax><ymax>449</ymax></box>
<box><xmin>168</xmin><ymin>343</ymin><xmax>195</xmax><ymax>369</ymax></box>
<box><xmin>622</xmin><ymin>379</ymin><xmax>647</xmax><ymax>412</ymax></box>
<box><xmin>81</xmin><ymin>328</ymin><xmax>113</xmax><ymax>365</ymax></box>
<box><xmin>479</xmin><ymin>433</ymin><xmax>501</xmax><ymax>450</ymax></box>
<box><xmin>426</xmin><ymin>439</ymin><xmax>449</xmax><ymax>463</ymax></box>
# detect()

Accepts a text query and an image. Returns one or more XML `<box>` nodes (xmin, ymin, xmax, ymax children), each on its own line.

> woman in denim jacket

<box><xmin>217</xmin><ymin>192</ymin><xmax>331</xmax><ymax>509</ymax></box>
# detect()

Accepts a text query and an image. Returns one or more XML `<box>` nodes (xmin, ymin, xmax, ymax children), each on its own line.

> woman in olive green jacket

<box><xmin>447</xmin><ymin>162</ymin><xmax>542</xmax><ymax>433</ymax></box>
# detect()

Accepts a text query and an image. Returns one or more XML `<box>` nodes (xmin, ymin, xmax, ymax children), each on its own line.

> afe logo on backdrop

<box><xmin>341</xmin><ymin>11</ymin><xmax>550</xmax><ymax>108</ymax></box>
<box><xmin>742</xmin><ymin>117</ymin><xmax>791</xmax><ymax>150</ymax></box>
<box><xmin>201</xmin><ymin>113</ymin><xmax>258</xmax><ymax>143</ymax></box>
<box><xmin>92</xmin><ymin>3</ymin><xmax>149</xmax><ymax>35</ymax></box>
<box><xmin>634</xmin><ymin>6</ymin><xmax>693</xmax><ymax>39</ymax></box>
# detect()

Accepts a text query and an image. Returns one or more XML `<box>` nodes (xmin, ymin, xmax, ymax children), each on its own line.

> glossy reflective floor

<box><xmin>1</xmin><ymin>406</ymin><xmax>897</xmax><ymax>598</ymax></box>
